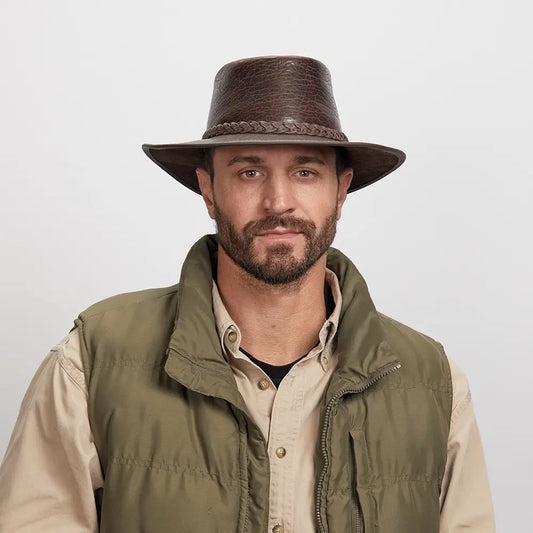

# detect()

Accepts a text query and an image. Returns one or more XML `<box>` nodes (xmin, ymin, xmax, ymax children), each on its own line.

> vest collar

<box><xmin>164</xmin><ymin>235</ymin><xmax>248</xmax><ymax>411</ymax></box>
<box><xmin>165</xmin><ymin>235</ymin><xmax>399</xmax><ymax>407</ymax></box>
<box><xmin>324</xmin><ymin>247</ymin><xmax>399</xmax><ymax>402</ymax></box>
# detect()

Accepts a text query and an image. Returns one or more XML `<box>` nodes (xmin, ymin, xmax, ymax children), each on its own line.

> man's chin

<box><xmin>252</xmin><ymin>238</ymin><xmax>304</xmax><ymax>261</ymax></box>
<box><xmin>253</xmin><ymin>248</ymin><xmax>305</xmax><ymax>268</ymax></box>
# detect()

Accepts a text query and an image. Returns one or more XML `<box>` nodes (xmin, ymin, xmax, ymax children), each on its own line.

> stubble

<box><xmin>214</xmin><ymin>205</ymin><xmax>337</xmax><ymax>285</ymax></box>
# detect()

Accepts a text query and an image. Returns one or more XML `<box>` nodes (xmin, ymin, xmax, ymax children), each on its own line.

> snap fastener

<box><xmin>275</xmin><ymin>447</ymin><xmax>286</xmax><ymax>459</ymax></box>
<box><xmin>257</xmin><ymin>379</ymin><xmax>270</xmax><ymax>390</ymax></box>
<box><xmin>272</xmin><ymin>525</ymin><xmax>284</xmax><ymax>533</ymax></box>
<box><xmin>227</xmin><ymin>331</ymin><xmax>237</xmax><ymax>343</ymax></box>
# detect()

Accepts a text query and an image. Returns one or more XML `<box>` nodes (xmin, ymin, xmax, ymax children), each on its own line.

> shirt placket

<box><xmin>267</xmin><ymin>368</ymin><xmax>305</xmax><ymax>533</ymax></box>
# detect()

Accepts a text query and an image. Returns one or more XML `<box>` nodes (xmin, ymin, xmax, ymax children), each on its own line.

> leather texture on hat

<box><xmin>143</xmin><ymin>56</ymin><xmax>406</xmax><ymax>194</ymax></box>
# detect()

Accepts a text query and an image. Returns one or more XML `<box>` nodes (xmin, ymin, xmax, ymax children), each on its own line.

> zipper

<box><xmin>315</xmin><ymin>361</ymin><xmax>401</xmax><ymax>533</ymax></box>
<box><xmin>350</xmin><ymin>432</ymin><xmax>363</xmax><ymax>533</ymax></box>
<box><xmin>352</xmin><ymin>498</ymin><xmax>362</xmax><ymax>533</ymax></box>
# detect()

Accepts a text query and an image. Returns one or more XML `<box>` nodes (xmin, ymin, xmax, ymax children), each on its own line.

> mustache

<box><xmin>243</xmin><ymin>215</ymin><xmax>316</xmax><ymax>236</ymax></box>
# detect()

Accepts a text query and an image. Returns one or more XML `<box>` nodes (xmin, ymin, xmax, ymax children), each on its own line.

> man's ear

<box><xmin>196</xmin><ymin>168</ymin><xmax>216</xmax><ymax>220</ymax></box>
<box><xmin>336</xmin><ymin>168</ymin><xmax>353</xmax><ymax>220</ymax></box>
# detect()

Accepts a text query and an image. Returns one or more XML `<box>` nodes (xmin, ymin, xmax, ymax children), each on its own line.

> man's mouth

<box><xmin>256</xmin><ymin>228</ymin><xmax>302</xmax><ymax>239</ymax></box>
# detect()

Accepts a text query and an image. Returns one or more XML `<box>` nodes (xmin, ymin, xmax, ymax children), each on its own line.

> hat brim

<box><xmin>142</xmin><ymin>134</ymin><xmax>406</xmax><ymax>194</ymax></box>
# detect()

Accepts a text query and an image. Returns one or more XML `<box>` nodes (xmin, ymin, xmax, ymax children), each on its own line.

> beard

<box><xmin>214</xmin><ymin>204</ymin><xmax>338</xmax><ymax>285</ymax></box>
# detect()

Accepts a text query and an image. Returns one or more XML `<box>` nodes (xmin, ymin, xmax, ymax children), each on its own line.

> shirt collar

<box><xmin>211</xmin><ymin>268</ymin><xmax>342</xmax><ymax>372</ymax></box>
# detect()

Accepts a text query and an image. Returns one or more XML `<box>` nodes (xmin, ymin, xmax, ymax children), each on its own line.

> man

<box><xmin>0</xmin><ymin>56</ymin><xmax>494</xmax><ymax>532</ymax></box>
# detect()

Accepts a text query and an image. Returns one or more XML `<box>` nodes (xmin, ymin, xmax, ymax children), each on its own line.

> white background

<box><xmin>1</xmin><ymin>1</ymin><xmax>531</xmax><ymax>530</ymax></box>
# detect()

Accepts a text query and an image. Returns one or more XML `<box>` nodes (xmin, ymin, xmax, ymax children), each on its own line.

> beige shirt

<box><xmin>0</xmin><ymin>271</ymin><xmax>495</xmax><ymax>532</ymax></box>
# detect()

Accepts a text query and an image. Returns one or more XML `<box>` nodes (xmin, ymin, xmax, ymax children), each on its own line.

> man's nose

<box><xmin>261</xmin><ymin>173</ymin><xmax>295</xmax><ymax>215</ymax></box>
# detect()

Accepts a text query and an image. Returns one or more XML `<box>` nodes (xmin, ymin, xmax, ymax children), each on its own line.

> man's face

<box><xmin>197</xmin><ymin>145</ymin><xmax>352</xmax><ymax>285</ymax></box>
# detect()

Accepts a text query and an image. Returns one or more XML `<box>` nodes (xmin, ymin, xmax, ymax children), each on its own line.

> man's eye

<box><xmin>240</xmin><ymin>170</ymin><xmax>260</xmax><ymax>178</ymax></box>
<box><xmin>296</xmin><ymin>170</ymin><xmax>314</xmax><ymax>178</ymax></box>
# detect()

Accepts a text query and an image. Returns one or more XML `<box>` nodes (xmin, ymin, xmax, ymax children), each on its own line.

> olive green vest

<box><xmin>74</xmin><ymin>235</ymin><xmax>452</xmax><ymax>533</ymax></box>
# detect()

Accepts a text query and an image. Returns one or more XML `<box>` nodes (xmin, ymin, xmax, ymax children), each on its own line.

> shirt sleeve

<box><xmin>439</xmin><ymin>358</ymin><xmax>496</xmax><ymax>532</ymax></box>
<box><xmin>0</xmin><ymin>329</ymin><xmax>103</xmax><ymax>532</ymax></box>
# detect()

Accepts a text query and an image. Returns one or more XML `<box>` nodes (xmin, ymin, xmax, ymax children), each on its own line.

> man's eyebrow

<box><xmin>227</xmin><ymin>155</ymin><xmax>264</xmax><ymax>166</ymax></box>
<box><xmin>292</xmin><ymin>156</ymin><xmax>326</xmax><ymax>165</ymax></box>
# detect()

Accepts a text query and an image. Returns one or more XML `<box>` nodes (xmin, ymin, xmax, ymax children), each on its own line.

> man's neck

<box><xmin>216</xmin><ymin>247</ymin><xmax>328</xmax><ymax>366</ymax></box>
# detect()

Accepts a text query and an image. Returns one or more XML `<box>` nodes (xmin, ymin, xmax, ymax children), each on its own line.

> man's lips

<box><xmin>256</xmin><ymin>229</ymin><xmax>302</xmax><ymax>239</ymax></box>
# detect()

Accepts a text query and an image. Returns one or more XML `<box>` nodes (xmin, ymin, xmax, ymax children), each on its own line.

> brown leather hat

<box><xmin>143</xmin><ymin>56</ymin><xmax>405</xmax><ymax>194</ymax></box>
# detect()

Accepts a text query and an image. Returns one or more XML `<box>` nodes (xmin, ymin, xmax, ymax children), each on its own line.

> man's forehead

<box><xmin>212</xmin><ymin>144</ymin><xmax>336</xmax><ymax>164</ymax></box>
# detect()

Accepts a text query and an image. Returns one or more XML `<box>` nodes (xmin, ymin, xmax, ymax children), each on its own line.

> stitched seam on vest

<box><xmin>367</xmin><ymin>382</ymin><xmax>451</xmax><ymax>391</ymax></box>
<box><xmin>381</xmin><ymin>475</ymin><xmax>439</xmax><ymax>482</ymax></box>
<box><xmin>375</xmin><ymin>477</ymin><xmax>440</xmax><ymax>486</ymax></box>
<box><xmin>80</xmin><ymin>289</ymin><xmax>178</xmax><ymax>320</ymax></box>
<box><xmin>91</xmin><ymin>359</ymin><xmax>165</xmax><ymax>369</ymax></box>
<box><xmin>329</xmin><ymin>477</ymin><xmax>439</xmax><ymax>496</ymax></box>
<box><xmin>109</xmin><ymin>455</ymin><xmax>237</xmax><ymax>486</ymax></box>
<box><xmin>326</xmin><ymin>479</ymin><xmax>441</xmax><ymax>497</ymax></box>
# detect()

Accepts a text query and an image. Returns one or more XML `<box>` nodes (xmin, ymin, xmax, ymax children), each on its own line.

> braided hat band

<box><xmin>203</xmin><ymin>120</ymin><xmax>348</xmax><ymax>142</ymax></box>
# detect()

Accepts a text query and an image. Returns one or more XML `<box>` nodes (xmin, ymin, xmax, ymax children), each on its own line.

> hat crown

<box><xmin>204</xmin><ymin>56</ymin><xmax>344</xmax><ymax>138</ymax></box>
<box><xmin>142</xmin><ymin>55</ymin><xmax>406</xmax><ymax>195</ymax></box>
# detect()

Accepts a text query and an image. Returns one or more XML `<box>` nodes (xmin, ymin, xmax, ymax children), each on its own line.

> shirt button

<box><xmin>275</xmin><ymin>447</ymin><xmax>287</xmax><ymax>459</ymax></box>
<box><xmin>227</xmin><ymin>331</ymin><xmax>237</xmax><ymax>343</ymax></box>
<box><xmin>257</xmin><ymin>379</ymin><xmax>270</xmax><ymax>390</ymax></box>
<box><xmin>272</xmin><ymin>525</ymin><xmax>284</xmax><ymax>533</ymax></box>
<box><xmin>322</xmin><ymin>355</ymin><xmax>329</xmax><ymax>365</ymax></box>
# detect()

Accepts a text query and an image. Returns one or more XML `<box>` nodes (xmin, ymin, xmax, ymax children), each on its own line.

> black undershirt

<box><xmin>239</xmin><ymin>283</ymin><xmax>336</xmax><ymax>388</ymax></box>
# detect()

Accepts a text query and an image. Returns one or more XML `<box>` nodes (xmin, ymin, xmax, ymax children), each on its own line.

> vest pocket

<box><xmin>349</xmin><ymin>431</ymin><xmax>365</xmax><ymax>533</ymax></box>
